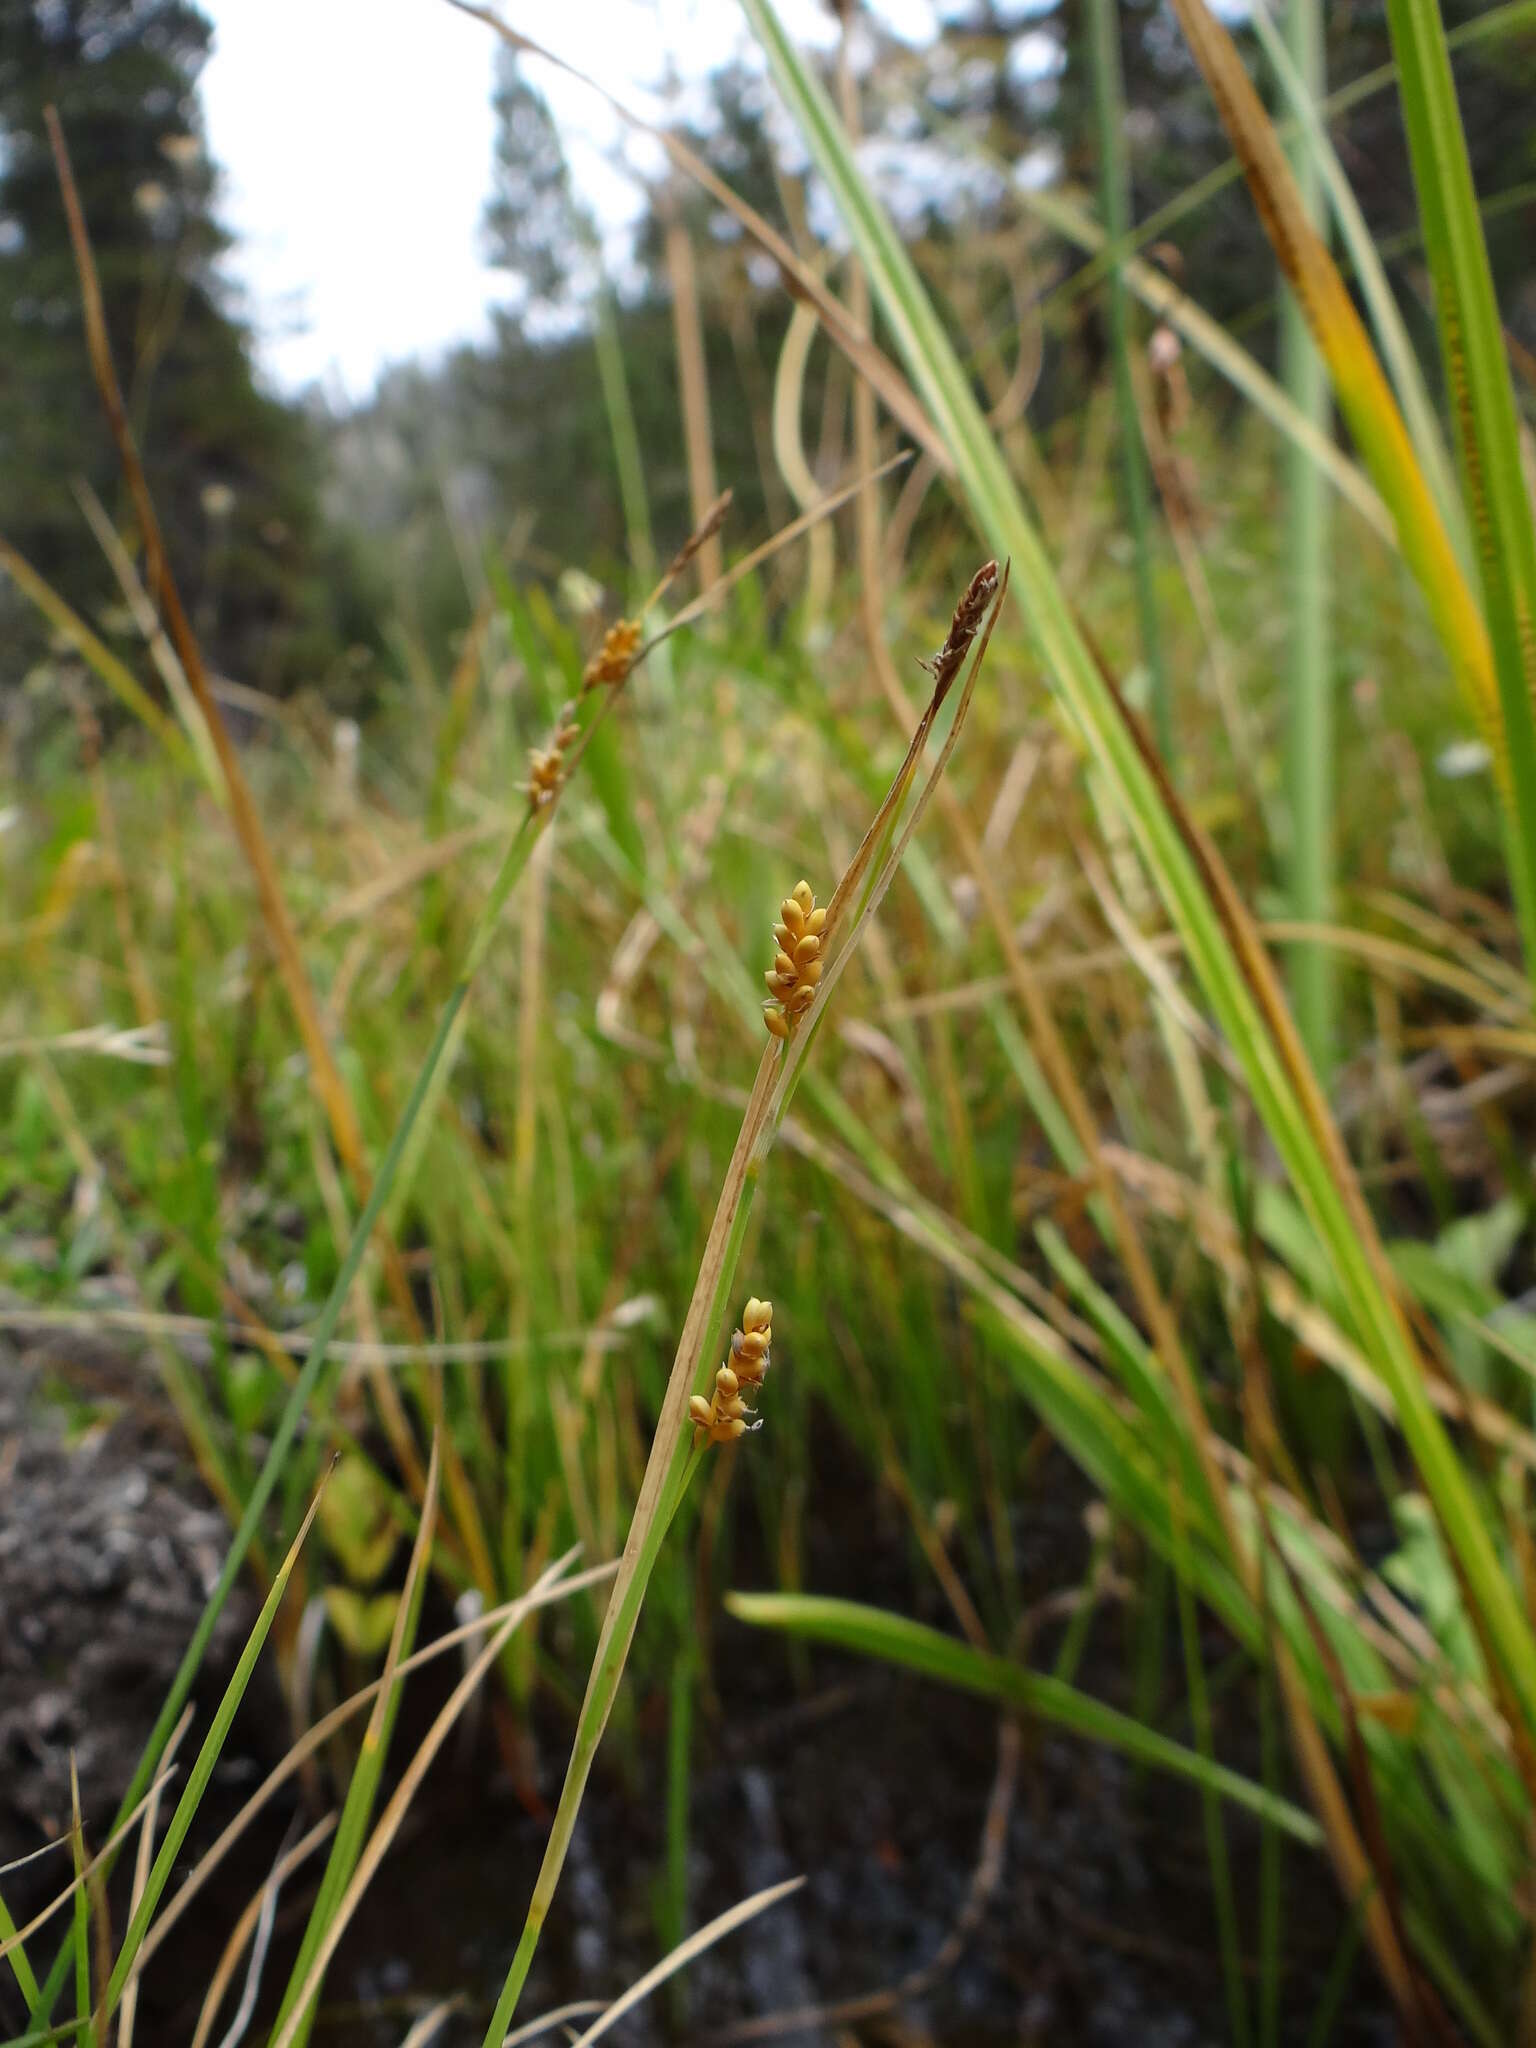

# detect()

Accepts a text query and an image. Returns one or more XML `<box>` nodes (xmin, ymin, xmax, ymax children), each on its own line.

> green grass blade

<box><xmin>1171</xmin><ymin>1498</ymin><xmax>1250</xmax><ymax>2048</ymax></box>
<box><xmin>1088</xmin><ymin>0</ymin><xmax>1171</xmax><ymax>762</ymax></box>
<box><xmin>1383</xmin><ymin>0</ymin><xmax>1536</xmax><ymax>998</ymax></box>
<box><xmin>98</xmin><ymin>1477</ymin><xmax>329</xmax><ymax>2028</ymax></box>
<box><xmin>266</xmin><ymin>1442</ymin><xmax>441</xmax><ymax>2048</ymax></box>
<box><xmin>594</xmin><ymin>282</ymin><xmax>655</xmax><ymax>593</ymax></box>
<box><xmin>1274</xmin><ymin>0</ymin><xmax>1335</xmax><ymax>1079</ymax></box>
<box><xmin>67</xmin><ymin>1771</ymin><xmax>91</xmax><ymax>2048</ymax></box>
<box><xmin>0</xmin><ymin>1889</ymin><xmax>39</xmax><ymax>2013</ymax></box>
<box><xmin>726</xmin><ymin>1593</ymin><xmax>1321</xmax><ymax>1846</ymax></box>
<box><xmin>0</xmin><ymin>539</ymin><xmax>196</xmax><ymax>774</ymax></box>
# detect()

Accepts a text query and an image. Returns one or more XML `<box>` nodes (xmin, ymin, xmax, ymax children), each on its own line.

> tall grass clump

<box><xmin>478</xmin><ymin>558</ymin><xmax>1010</xmax><ymax>2037</ymax></box>
<box><xmin>9</xmin><ymin>0</ymin><xmax>1536</xmax><ymax>2036</ymax></box>
<box><xmin>729</xmin><ymin>0</ymin><xmax>1536</xmax><ymax>2027</ymax></box>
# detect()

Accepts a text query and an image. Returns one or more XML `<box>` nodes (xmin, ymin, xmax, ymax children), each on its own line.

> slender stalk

<box><xmin>665</xmin><ymin>219</ymin><xmax>723</xmax><ymax>590</ymax></box>
<box><xmin>1172</xmin><ymin>1491</ymin><xmax>1250</xmax><ymax>2048</ymax></box>
<box><xmin>1280</xmin><ymin>0</ymin><xmax>1335</xmax><ymax>1078</ymax></box>
<box><xmin>478</xmin><ymin>571</ymin><xmax>1007</xmax><ymax>2044</ymax></box>
<box><xmin>593</xmin><ymin>283</ymin><xmax>655</xmax><ymax>592</ymax></box>
<box><xmin>1088</xmin><ymin>0</ymin><xmax>1171</xmax><ymax>763</ymax></box>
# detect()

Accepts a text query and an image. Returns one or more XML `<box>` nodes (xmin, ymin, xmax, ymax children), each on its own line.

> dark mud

<box><xmin>0</xmin><ymin>1334</ymin><xmax>264</xmax><ymax>1860</ymax></box>
<box><xmin>1</xmin><ymin>1339</ymin><xmax>1393</xmax><ymax>2046</ymax></box>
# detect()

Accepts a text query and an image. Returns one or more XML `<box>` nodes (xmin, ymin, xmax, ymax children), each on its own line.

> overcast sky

<box><xmin>199</xmin><ymin>0</ymin><xmax>945</xmax><ymax>403</ymax></box>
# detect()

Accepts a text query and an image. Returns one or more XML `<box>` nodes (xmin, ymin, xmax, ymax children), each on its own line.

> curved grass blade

<box><xmin>725</xmin><ymin>1593</ymin><xmax>1321</xmax><ymax>1846</ymax></box>
<box><xmin>568</xmin><ymin>1878</ymin><xmax>805</xmax><ymax>2047</ymax></box>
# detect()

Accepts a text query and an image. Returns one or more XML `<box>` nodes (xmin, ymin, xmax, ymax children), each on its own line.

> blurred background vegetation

<box><xmin>6</xmin><ymin>0</ymin><xmax>1531</xmax><ymax>701</ymax></box>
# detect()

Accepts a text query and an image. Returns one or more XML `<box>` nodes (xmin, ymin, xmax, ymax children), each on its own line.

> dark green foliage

<box><xmin>484</xmin><ymin>46</ymin><xmax>597</xmax><ymax>320</ymax></box>
<box><xmin>0</xmin><ymin>0</ymin><xmax>370</xmax><ymax>695</ymax></box>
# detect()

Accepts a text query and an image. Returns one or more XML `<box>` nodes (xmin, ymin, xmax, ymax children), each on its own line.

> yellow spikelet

<box><xmin>762</xmin><ymin>880</ymin><xmax>826</xmax><ymax>1041</ymax></box>
<box><xmin>691</xmin><ymin>1296</ymin><xmax>774</xmax><ymax>1448</ymax></box>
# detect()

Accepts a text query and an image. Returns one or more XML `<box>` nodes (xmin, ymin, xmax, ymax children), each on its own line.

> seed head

<box><xmin>762</xmin><ymin>881</ymin><xmax>827</xmax><ymax>1041</ymax></box>
<box><xmin>692</xmin><ymin>1296</ymin><xmax>774</xmax><ymax>1449</ymax></box>
<box><xmin>581</xmin><ymin>617</ymin><xmax>642</xmax><ymax>693</ymax></box>
<box><xmin>916</xmin><ymin>558</ymin><xmax>999</xmax><ymax>702</ymax></box>
<box><xmin>525</xmin><ymin>701</ymin><xmax>580</xmax><ymax>811</ymax></box>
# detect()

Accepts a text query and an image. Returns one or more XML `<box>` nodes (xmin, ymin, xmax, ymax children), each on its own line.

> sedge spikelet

<box><xmin>762</xmin><ymin>880</ymin><xmax>826</xmax><ymax>1041</ymax></box>
<box><xmin>581</xmin><ymin>618</ymin><xmax>642</xmax><ymax>693</ymax></box>
<box><xmin>525</xmin><ymin>700</ymin><xmax>580</xmax><ymax>810</ymax></box>
<box><xmin>690</xmin><ymin>1296</ymin><xmax>773</xmax><ymax>1448</ymax></box>
<box><xmin>917</xmin><ymin>557</ymin><xmax>998</xmax><ymax>702</ymax></box>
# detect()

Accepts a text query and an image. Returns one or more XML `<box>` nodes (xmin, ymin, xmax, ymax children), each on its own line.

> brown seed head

<box><xmin>525</xmin><ymin>701</ymin><xmax>581</xmax><ymax>810</ymax></box>
<box><xmin>917</xmin><ymin>558</ymin><xmax>999</xmax><ymax>703</ymax></box>
<box><xmin>581</xmin><ymin>617</ymin><xmax>642</xmax><ymax>693</ymax></box>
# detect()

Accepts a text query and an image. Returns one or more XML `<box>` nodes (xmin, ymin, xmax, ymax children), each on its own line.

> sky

<box><xmin>199</xmin><ymin>0</ymin><xmax>944</xmax><ymax>403</ymax></box>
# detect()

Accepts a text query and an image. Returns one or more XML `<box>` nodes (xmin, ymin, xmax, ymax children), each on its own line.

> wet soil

<box><xmin>1</xmin><ymin>1338</ymin><xmax>1394</xmax><ymax>2046</ymax></box>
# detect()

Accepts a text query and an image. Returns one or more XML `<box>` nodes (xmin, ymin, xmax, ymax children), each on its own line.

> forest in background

<box><xmin>5</xmin><ymin>0</ymin><xmax>1533</xmax><ymax>705</ymax></box>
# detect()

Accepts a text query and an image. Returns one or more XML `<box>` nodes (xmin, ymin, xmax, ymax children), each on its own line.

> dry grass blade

<box><xmin>568</xmin><ymin>1878</ymin><xmax>805</xmax><ymax>2047</ymax></box>
<box><xmin>265</xmin><ymin>1549</ymin><xmax>602</xmax><ymax>2048</ymax></box>
<box><xmin>643</xmin><ymin>451</ymin><xmax>914</xmax><ymax>655</ymax></box>
<box><xmin>1163</xmin><ymin>0</ymin><xmax>1504</xmax><ymax>777</ymax></box>
<box><xmin>130</xmin><ymin>1557</ymin><xmax>615</xmax><ymax>1978</ymax></box>
<box><xmin>650</xmin><ymin>487</ymin><xmax>733</xmax><ymax>606</ymax></box>
<box><xmin>188</xmin><ymin>1817</ymin><xmax>337</xmax><ymax>2048</ymax></box>
<box><xmin>268</xmin><ymin>1436</ymin><xmax>443</xmax><ymax>2048</ymax></box>
<box><xmin>399</xmin><ymin>2000</ymin><xmax>471</xmax><ymax>2048</ymax></box>
<box><xmin>43</xmin><ymin>108</ymin><xmax>375</xmax><ymax>1211</ymax></box>
<box><xmin>0</xmin><ymin>535</ymin><xmax>193</xmax><ymax>767</ymax></box>
<box><xmin>703</xmin><ymin>1721</ymin><xmax>1018</xmax><ymax>2043</ymax></box>
<box><xmin>500</xmin><ymin>2002</ymin><xmax>604</xmax><ymax>2047</ymax></box>
<box><xmin>0</xmin><ymin>1758</ymin><xmax>184</xmax><ymax>1968</ymax></box>
<box><xmin>664</xmin><ymin>222</ymin><xmax>724</xmax><ymax>589</ymax></box>
<box><xmin>116</xmin><ymin>1708</ymin><xmax>192</xmax><ymax>2048</ymax></box>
